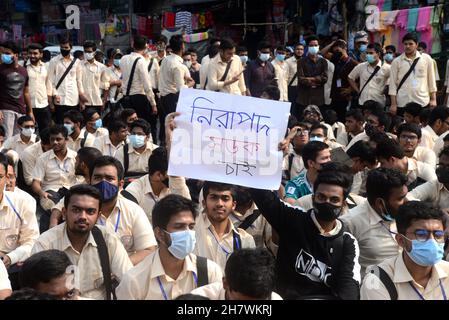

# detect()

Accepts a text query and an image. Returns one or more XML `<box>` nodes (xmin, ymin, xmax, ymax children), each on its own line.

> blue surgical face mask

<box><xmin>240</xmin><ymin>55</ymin><xmax>248</xmax><ymax>64</ymax></box>
<box><xmin>129</xmin><ymin>134</ymin><xmax>146</xmax><ymax>148</ymax></box>
<box><xmin>113</xmin><ymin>59</ymin><xmax>121</xmax><ymax>67</ymax></box>
<box><xmin>94</xmin><ymin>119</ymin><xmax>102</xmax><ymax>129</ymax></box>
<box><xmin>405</xmin><ymin>238</ymin><xmax>444</xmax><ymax>267</ymax></box>
<box><xmin>64</xmin><ymin>123</ymin><xmax>74</xmax><ymax>136</ymax></box>
<box><xmin>380</xmin><ymin>199</ymin><xmax>395</xmax><ymax>222</ymax></box>
<box><xmin>366</xmin><ymin>54</ymin><xmax>376</xmax><ymax>64</ymax></box>
<box><xmin>308</xmin><ymin>46</ymin><xmax>319</xmax><ymax>55</ymax></box>
<box><xmin>276</xmin><ymin>54</ymin><xmax>286</xmax><ymax>62</ymax></box>
<box><xmin>359</xmin><ymin>44</ymin><xmax>368</xmax><ymax>52</ymax></box>
<box><xmin>93</xmin><ymin>180</ymin><xmax>119</xmax><ymax>202</ymax></box>
<box><xmin>1</xmin><ymin>54</ymin><xmax>13</xmax><ymax>65</ymax></box>
<box><xmin>384</xmin><ymin>53</ymin><xmax>394</xmax><ymax>62</ymax></box>
<box><xmin>259</xmin><ymin>53</ymin><xmax>270</xmax><ymax>62</ymax></box>
<box><xmin>164</xmin><ymin>229</ymin><xmax>196</xmax><ymax>260</ymax></box>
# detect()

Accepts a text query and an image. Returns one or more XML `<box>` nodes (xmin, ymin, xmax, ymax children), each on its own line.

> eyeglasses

<box><xmin>399</xmin><ymin>134</ymin><xmax>418</xmax><ymax>141</ymax></box>
<box><xmin>405</xmin><ymin>229</ymin><xmax>446</xmax><ymax>243</ymax></box>
<box><xmin>296</xmin><ymin>129</ymin><xmax>309</xmax><ymax>136</ymax></box>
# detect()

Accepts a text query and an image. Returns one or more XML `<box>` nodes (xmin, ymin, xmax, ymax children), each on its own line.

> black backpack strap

<box><xmin>148</xmin><ymin>58</ymin><xmax>154</xmax><ymax>72</ymax></box>
<box><xmin>91</xmin><ymin>226</ymin><xmax>116</xmax><ymax>300</ymax></box>
<box><xmin>370</xmin><ymin>266</ymin><xmax>398</xmax><ymax>300</ymax></box>
<box><xmin>55</xmin><ymin>57</ymin><xmax>78</xmax><ymax>90</ymax></box>
<box><xmin>288</xmin><ymin>72</ymin><xmax>298</xmax><ymax>87</ymax></box>
<box><xmin>123</xmin><ymin>143</ymin><xmax>129</xmax><ymax>174</ymax></box>
<box><xmin>396</xmin><ymin>57</ymin><xmax>420</xmax><ymax>93</ymax></box>
<box><xmin>120</xmin><ymin>189</ymin><xmax>138</xmax><ymax>204</ymax></box>
<box><xmin>196</xmin><ymin>256</ymin><xmax>209</xmax><ymax>288</ymax></box>
<box><xmin>358</xmin><ymin>65</ymin><xmax>380</xmax><ymax>97</ymax></box>
<box><xmin>126</xmin><ymin>57</ymin><xmax>141</xmax><ymax>96</ymax></box>
<box><xmin>238</xmin><ymin>210</ymin><xmax>261</xmax><ymax>230</ymax></box>
<box><xmin>80</xmin><ymin>130</ymin><xmax>89</xmax><ymax>148</ymax></box>
<box><xmin>220</xmin><ymin>60</ymin><xmax>233</xmax><ymax>82</ymax></box>
<box><xmin>232</xmin><ymin>230</ymin><xmax>242</xmax><ymax>252</ymax></box>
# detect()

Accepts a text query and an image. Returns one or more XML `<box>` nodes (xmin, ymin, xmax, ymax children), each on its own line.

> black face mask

<box><xmin>313</xmin><ymin>201</ymin><xmax>343</xmax><ymax>222</ymax></box>
<box><xmin>365</xmin><ymin>123</ymin><xmax>378</xmax><ymax>137</ymax></box>
<box><xmin>60</xmin><ymin>48</ymin><xmax>71</xmax><ymax>57</ymax></box>
<box><xmin>436</xmin><ymin>167</ymin><xmax>449</xmax><ymax>184</ymax></box>
<box><xmin>331</xmin><ymin>51</ymin><xmax>342</xmax><ymax>63</ymax></box>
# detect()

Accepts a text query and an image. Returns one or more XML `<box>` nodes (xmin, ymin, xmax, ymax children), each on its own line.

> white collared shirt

<box><xmin>80</xmin><ymin>60</ymin><xmax>109</xmax><ymax>106</ymax></box>
<box><xmin>27</xmin><ymin>61</ymin><xmax>49</xmax><ymax>109</ymax></box>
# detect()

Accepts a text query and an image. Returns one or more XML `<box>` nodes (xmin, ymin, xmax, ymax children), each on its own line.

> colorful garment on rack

<box><xmin>175</xmin><ymin>11</ymin><xmax>192</xmax><ymax>34</ymax></box>
<box><xmin>184</xmin><ymin>31</ymin><xmax>209</xmax><ymax>43</ymax></box>
<box><xmin>164</xmin><ymin>12</ymin><xmax>176</xmax><ymax>28</ymax></box>
<box><xmin>407</xmin><ymin>8</ymin><xmax>419</xmax><ymax>32</ymax></box>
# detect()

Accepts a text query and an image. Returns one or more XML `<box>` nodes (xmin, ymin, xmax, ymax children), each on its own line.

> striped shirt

<box><xmin>284</xmin><ymin>170</ymin><xmax>313</xmax><ymax>200</ymax></box>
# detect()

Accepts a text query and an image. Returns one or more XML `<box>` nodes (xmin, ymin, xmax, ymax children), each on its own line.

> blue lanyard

<box><xmin>157</xmin><ymin>271</ymin><xmax>198</xmax><ymax>300</ymax></box>
<box><xmin>408</xmin><ymin>279</ymin><xmax>447</xmax><ymax>300</ymax></box>
<box><xmin>5</xmin><ymin>195</ymin><xmax>22</xmax><ymax>223</ymax></box>
<box><xmin>99</xmin><ymin>209</ymin><xmax>120</xmax><ymax>233</ymax></box>
<box><xmin>55</xmin><ymin>158</ymin><xmax>69</xmax><ymax>173</ymax></box>
<box><xmin>209</xmin><ymin>228</ymin><xmax>232</xmax><ymax>257</ymax></box>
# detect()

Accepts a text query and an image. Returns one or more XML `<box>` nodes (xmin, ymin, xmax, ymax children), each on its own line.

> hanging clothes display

<box><xmin>175</xmin><ymin>11</ymin><xmax>192</xmax><ymax>34</ymax></box>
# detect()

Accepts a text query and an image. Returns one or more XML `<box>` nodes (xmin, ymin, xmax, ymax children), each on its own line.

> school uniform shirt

<box><xmin>361</xmin><ymin>254</ymin><xmax>449</xmax><ymax>300</ymax></box>
<box><xmin>31</xmin><ymin>223</ymin><xmax>133</xmax><ymax>300</ymax></box>
<box><xmin>345</xmin><ymin>131</ymin><xmax>396</xmax><ymax>151</ymax></box>
<box><xmin>286</xmin><ymin>56</ymin><xmax>299</xmax><ymax>87</ymax></box>
<box><xmin>27</xmin><ymin>61</ymin><xmax>49</xmax><ymax>109</ymax></box>
<box><xmin>92</xmin><ymin>135</ymin><xmax>126</xmax><ymax>167</ymax></box>
<box><xmin>282</xmin><ymin>149</ymin><xmax>304</xmax><ymax>183</ymax></box>
<box><xmin>193</xmin><ymin>212</ymin><xmax>255</xmax><ymax>272</ymax></box>
<box><xmin>348</xmin><ymin>61</ymin><xmax>390</xmax><ymax>105</ymax></box>
<box><xmin>407</xmin><ymin>179</ymin><xmax>449</xmax><ymax>209</ymax></box>
<box><xmin>0</xmin><ymin>260</ymin><xmax>10</xmax><ymax>291</ymax></box>
<box><xmin>158</xmin><ymin>53</ymin><xmax>190</xmax><ymax>97</ymax></box>
<box><xmin>32</xmin><ymin>148</ymin><xmax>78</xmax><ymax>192</ymax></box>
<box><xmin>125</xmin><ymin>175</ymin><xmax>191</xmax><ymax>221</ymax></box>
<box><xmin>420</xmin><ymin>125</ymin><xmax>439</xmax><ymax>150</ymax></box>
<box><xmin>127</xmin><ymin>141</ymin><xmax>159</xmax><ymax>173</ymax></box>
<box><xmin>389</xmin><ymin>51</ymin><xmax>437</xmax><ymax>108</ymax></box>
<box><xmin>433</xmin><ymin>131</ymin><xmax>449</xmax><ymax>158</ymax></box>
<box><xmin>332</xmin><ymin>122</ymin><xmax>346</xmax><ymax>140</ymax></box>
<box><xmin>199</xmin><ymin>55</ymin><xmax>211</xmax><ymax>90</ymax></box>
<box><xmin>81</xmin><ymin>60</ymin><xmax>109</xmax><ymax>106</ymax></box>
<box><xmin>0</xmin><ymin>190</ymin><xmax>39</xmax><ymax>265</ymax></box>
<box><xmin>80</xmin><ymin>127</ymin><xmax>109</xmax><ymax>139</ymax></box>
<box><xmin>336</xmin><ymin>131</ymin><xmax>358</xmax><ymax>147</ymax></box>
<box><xmin>340</xmin><ymin>200</ymin><xmax>400</xmax><ymax>278</ymax></box>
<box><xmin>104</xmin><ymin>66</ymin><xmax>123</xmax><ymax>102</ymax></box>
<box><xmin>190</xmin><ymin>281</ymin><xmax>283</xmax><ymax>300</ymax></box>
<box><xmin>120</xmin><ymin>52</ymin><xmax>156</xmax><ymax>105</ymax></box>
<box><xmin>206</xmin><ymin>54</ymin><xmax>246</xmax><ymax>95</ymax></box>
<box><xmin>67</xmin><ymin>131</ymin><xmax>95</xmax><ymax>152</ymax></box>
<box><xmin>248</xmin><ymin>188</ymin><xmax>361</xmax><ymax>300</ymax></box>
<box><xmin>20</xmin><ymin>141</ymin><xmax>45</xmax><ymax>186</ymax></box>
<box><xmin>97</xmin><ymin>195</ymin><xmax>157</xmax><ymax>254</ymax></box>
<box><xmin>147</xmin><ymin>57</ymin><xmax>160</xmax><ymax>90</ymax></box>
<box><xmin>271</xmin><ymin>59</ymin><xmax>289</xmax><ymax>101</ymax></box>
<box><xmin>116</xmin><ymin>250</ymin><xmax>223</xmax><ymax>300</ymax></box>
<box><xmin>47</xmin><ymin>54</ymin><xmax>84</xmax><ymax>106</ymax></box>
<box><xmin>412</xmin><ymin>146</ymin><xmax>436</xmax><ymax>168</ymax></box>
<box><xmin>3</xmin><ymin>133</ymin><xmax>37</xmax><ymax>158</ymax></box>
<box><xmin>405</xmin><ymin>158</ymin><xmax>437</xmax><ymax>188</ymax></box>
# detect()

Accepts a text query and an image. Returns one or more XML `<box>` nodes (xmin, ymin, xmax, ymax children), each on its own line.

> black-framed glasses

<box><xmin>399</xmin><ymin>134</ymin><xmax>418</xmax><ymax>141</ymax></box>
<box><xmin>406</xmin><ymin>229</ymin><xmax>446</xmax><ymax>243</ymax></box>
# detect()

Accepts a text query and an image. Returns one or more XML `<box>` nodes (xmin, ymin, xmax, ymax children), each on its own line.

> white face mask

<box><xmin>184</xmin><ymin>61</ymin><xmax>192</xmax><ymax>69</ymax></box>
<box><xmin>21</xmin><ymin>128</ymin><xmax>35</xmax><ymax>137</ymax></box>
<box><xmin>85</xmin><ymin>52</ymin><xmax>95</xmax><ymax>61</ymax></box>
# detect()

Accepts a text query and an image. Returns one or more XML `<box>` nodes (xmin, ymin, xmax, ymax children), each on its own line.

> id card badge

<box><xmin>411</xmin><ymin>79</ymin><xmax>419</xmax><ymax>88</ymax></box>
<box><xmin>336</xmin><ymin>79</ymin><xmax>342</xmax><ymax>88</ymax></box>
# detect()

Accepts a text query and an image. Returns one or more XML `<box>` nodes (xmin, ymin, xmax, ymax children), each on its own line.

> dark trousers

<box><xmin>159</xmin><ymin>93</ymin><xmax>179</xmax><ymax>145</ymax></box>
<box><xmin>331</xmin><ymin>100</ymin><xmax>350</xmax><ymax>123</ymax></box>
<box><xmin>128</xmin><ymin>94</ymin><xmax>158</xmax><ymax>144</ymax></box>
<box><xmin>33</xmin><ymin>106</ymin><xmax>52</xmax><ymax>131</ymax></box>
<box><xmin>54</xmin><ymin>105</ymin><xmax>79</xmax><ymax>124</ymax></box>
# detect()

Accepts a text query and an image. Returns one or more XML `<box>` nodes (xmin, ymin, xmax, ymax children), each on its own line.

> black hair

<box><xmin>203</xmin><ymin>181</ymin><xmax>237</xmax><ymax>201</ymax></box>
<box><xmin>107</xmin><ymin>119</ymin><xmax>128</xmax><ymax>134</ymax></box>
<box><xmin>257</xmin><ymin>41</ymin><xmax>271</xmax><ymax>51</ymax></box>
<box><xmin>275</xmin><ymin>46</ymin><xmax>286</xmax><ymax>52</ymax></box>
<box><xmin>42</xmin><ymin>50</ymin><xmax>51</xmax><ymax>62</ymax></box>
<box><xmin>148</xmin><ymin>147</ymin><xmax>168</xmax><ymax>176</ymax></box>
<box><xmin>3</xmin><ymin>40</ymin><xmax>19</xmax><ymax>54</ymax></box>
<box><xmin>73</xmin><ymin>50</ymin><xmax>84</xmax><ymax>59</ymax></box>
<box><xmin>174</xmin><ymin>294</ymin><xmax>210</xmax><ymax>300</ymax></box>
<box><xmin>346</xmin><ymin>140</ymin><xmax>377</xmax><ymax>165</ymax></box>
<box><xmin>0</xmin><ymin>152</ymin><xmax>8</xmax><ymax>172</ymax></box>
<box><xmin>418</xmin><ymin>41</ymin><xmax>427</xmax><ymax>50</ymax></box>
<box><xmin>90</xmin><ymin>156</ymin><xmax>124</xmax><ymax>181</ymax></box>
<box><xmin>367</xmin><ymin>42</ymin><xmax>383</xmax><ymax>55</ymax></box>
<box><xmin>439</xmin><ymin>145</ymin><xmax>449</xmax><ymax>158</ymax></box>
<box><xmin>120</xmin><ymin>108</ymin><xmax>137</xmax><ymax>123</ymax></box>
<box><xmin>314</xmin><ymin>162</ymin><xmax>353</xmax><ymax>198</ymax></box>
<box><xmin>220</xmin><ymin>38</ymin><xmax>236</xmax><ymax>51</ymax></box>
<box><xmin>152</xmin><ymin>194</ymin><xmax>197</xmax><ymax>230</ymax></box>
<box><xmin>84</xmin><ymin>108</ymin><xmax>100</xmax><ymax>122</ymax></box>
<box><xmin>302</xmin><ymin>141</ymin><xmax>329</xmax><ymax>169</ymax></box>
<box><xmin>375</xmin><ymin>138</ymin><xmax>405</xmax><ymax>160</ymax></box>
<box><xmin>157</xmin><ymin>35</ymin><xmax>168</xmax><ymax>45</ymax></box>
<box><xmin>261</xmin><ymin>85</ymin><xmax>280</xmax><ymax>101</ymax></box>
<box><xmin>323</xmin><ymin>109</ymin><xmax>338</xmax><ymax>125</ymax></box>
<box><xmin>310</xmin><ymin>123</ymin><xmax>328</xmax><ymax>137</ymax></box>
<box><xmin>385</xmin><ymin>45</ymin><xmax>396</xmax><ymax>53</ymax></box>
<box><xmin>63</xmin><ymin>109</ymin><xmax>84</xmax><ymax>127</ymax></box>
<box><xmin>133</xmin><ymin>35</ymin><xmax>148</xmax><ymax>51</ymax></box>
<box><xmin>130</xmin><ymin>119</ymin><xmax>151</xmax><ymax>136</ymax></box>
<box><xmin>237</xmin><ymin>46</ymin><xmax>248</xmax><ymax>54</ymax></box>
<box><xmin>419</xmin><ymin>108</ymin><xmax>431</xmax><ymax>125</ymax></box>
<box><xmin>27</xmin><ymin>43</ymin><xmax>43</xmax><ymax>52</ymax></box>
<box><xmin>366</xmin><ymin>168</ymin><xmax>407</xmax><ymax>205</ymax></box>
<box><xmin>345</xmin><ymin>109</ymin><xmax>364</xmax><ymax>122</ymax></box>
<box><xmin>402</xmin><ymin>32</ymin><xmax>418</xmax><ymax>44</ymax></box>
<box><xmin>429</xmin><ymin>106</ymin><xmax>449</xmax><ymax>127</ymax></box>
<box><xmin>362</xmin><ymin>100</ymin><xmax>384</xmax><ymax>114</ymax></box>
<box><xmin>169</xmin><ymin>35</ymin><xmax>184</xmax><ymax>53</ymax></box>
<box><xmin>5</xmin><ymin>288</ymin><xmax>57</xmax><ymax>300</ymax></box>
<box><xmin>306</xmin><ymin>35</ymin><xmax>319</xmax><ymax>45</ymax></box>
<box><xmin>396</xmin><ymin>201</ymin><xmax>446</xmax><ymax>235</ymax></box>
<box><xmin>444</xmin><ymin>135</ymin><xmax>449</xmax><ymax>143</ymax></box>
<box><xmin>404</xmin><ymin>102</ymin><xmax>423</xmax><ymax>118</ymax></box>
<box><xmin>49</xmin><ymin>125</ymin><xmax>68</xmax><ymax>139</ymax></box>
<box><xmin>77</xmin><ymin>147</ymin><xmax>103</xmax><ymax>175</ymax></box>
<box><xmin>19</xmin><ymin>250</ymin><xmax>72</xmax><ymax>289</ymax></box>
<box><xmin>186</xmin><ymin>48</ymin><xmax>197</xmax><ymax>55</ymax></box>
<box><xmin>83</xmin><ymin>40</ymin><xmax>97</xmax><ymax>51</ymax></box>
<box><xmin>106</xmin><ymin>48</ymin><xmax>115</xmax><ymax>59</ymax></box>
<box><xmin>397</xmin><ymin>123</ymin><xmax>422</xmax><ymax>140</ymax></box>
<box><xmin>64</xmin><ymin>184</ymin><xmax>102</xmax><ymax>210</ymax></box>
<box><xmin>331</xmin><ymin>39</ymin><xmax>347</xmax><ymax>50</ymax></box>
<box><xmin>370</xmin><ymin>107</ymin><xmax>391</xmax><ymax>130</ymax></box>
<box><xmin>17</xmin><ymin>115</ymin><xmax>34</xmax><ymax>126</ymax></box>
<box><xmin>40</xmin><ymin>127</ymin><xmax>51</xmax><ymax>145</ymax></box>
<box><xmin>225</xmin><ymin>248</ymin><xmax>275</xmax><ymax>300</ymax></box>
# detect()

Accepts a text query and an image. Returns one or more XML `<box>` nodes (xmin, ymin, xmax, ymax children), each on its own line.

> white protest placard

<box><xmin>168</xmin><ymin>88</ymin><xmax>290</xmax><ymax>190</ymax></box>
